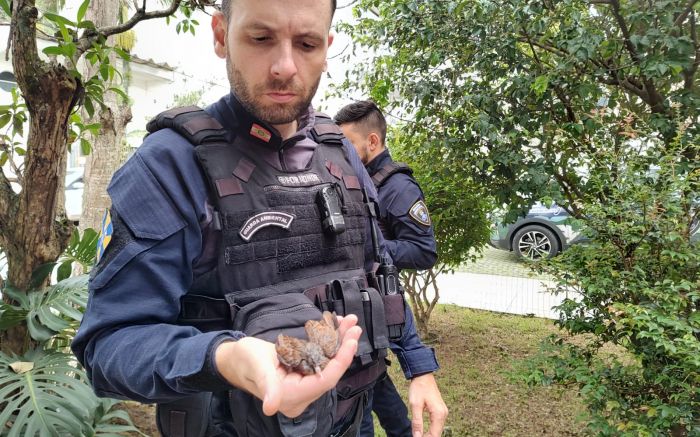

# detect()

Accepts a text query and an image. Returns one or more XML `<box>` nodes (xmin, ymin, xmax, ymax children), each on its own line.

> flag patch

<box><xmin>250</xmin><ymin>123</ymin><xmax>272</xmax><ymax>142</ymax></box>
<box><xmin>96</xmin><ymin>209</ymin><xmax>113</xmax><ymax>263</ymax></box>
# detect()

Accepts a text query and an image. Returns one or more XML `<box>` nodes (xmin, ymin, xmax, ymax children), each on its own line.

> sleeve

<box><xmin>380</xmin><ymin>175</ymin><xmax>437</xmax><ymax>270</ymax></box>
<box><xmin>71</xmin><ymin>132</ymin><xmax>244</xmax><ymax>403</ymax></box>
<box><xmin>389</xmin><ymin>304</ymin><xmax>440</xmax><ymax>379</ymax></box>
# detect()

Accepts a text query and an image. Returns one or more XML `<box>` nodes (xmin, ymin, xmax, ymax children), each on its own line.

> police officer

<box><xmin>71</xmin><ymin>1</ymin><xmax>447</xmax><ymax>437</ymax></box>
<box><xmin>335</xmin><ymin>101</ymin><xmax>439</xmax><ymax>437</ymax></box>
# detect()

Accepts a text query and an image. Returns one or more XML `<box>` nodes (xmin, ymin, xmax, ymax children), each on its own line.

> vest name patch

<box><xmin>239</xmin><ymin>212</ymin><xmax>294</xmax><ymax>241</ymax></box>
<box><xmin>277</xmin><ymin>173</ymin><xmax>322</xmax><ymax>187</ymax></box>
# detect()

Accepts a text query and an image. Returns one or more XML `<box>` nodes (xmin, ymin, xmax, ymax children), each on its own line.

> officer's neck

<box><xmin>271</xmin><ymin>120</ymin><xmax>299</xmax><ymax>140</ymax></box>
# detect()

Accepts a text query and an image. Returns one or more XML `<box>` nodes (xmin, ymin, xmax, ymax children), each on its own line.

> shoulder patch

<box><xmin>239</xmin><ymin>211</ymin><xmax>295</xmax><ymax>242</ymax></box>
<box><xmin>96</xmin><ymin>209</ymin><xmax>113</xmax><ymax>263</ymax></box>
<box><xmin>408</xmin><ymin>200</ymin><xmax>431</xmax><ymax>227</ymax></box>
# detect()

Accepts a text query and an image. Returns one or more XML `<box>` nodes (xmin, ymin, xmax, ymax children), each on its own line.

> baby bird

<box><xmin>276</xmin><ymin>311</ymin><xmax>340</xmax><ymax>375</ymax></box>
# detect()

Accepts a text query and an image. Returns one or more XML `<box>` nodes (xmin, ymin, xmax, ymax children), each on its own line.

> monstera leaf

<box><xmin>0</xmin><ymin>348</ymin><xmax>95</xmax><ymax>436</ymax></box>
<box><xmin>0</xmin><ymin>349</ymin><xmax>145</xmax><ymax>436</ymax></box>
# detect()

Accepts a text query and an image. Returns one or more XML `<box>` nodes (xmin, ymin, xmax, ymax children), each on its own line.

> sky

<box><xmin>130</xmin><ymin>2</ymin><xmax>359</xmax><ymax>116</ymax></box>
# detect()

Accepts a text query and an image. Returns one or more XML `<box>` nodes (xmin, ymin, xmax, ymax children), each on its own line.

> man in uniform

<box><xmin>335</xmin><ymin>100</ymin><xmax>438</xmax><ymax>437</ymax></box>
<box><xmin>72</xmin><ymin>1</ymin><xmax>447</xmax><ymax>437</ymax></box>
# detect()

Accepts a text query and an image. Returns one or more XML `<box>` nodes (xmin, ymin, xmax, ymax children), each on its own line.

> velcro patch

<box><xmin>277</xmin><ymin>173</ymin><xmax>322</xmax><ymax>187</ymax></box>
<box><xmin>408</xmin><ymin>200</ymin><xmax>431</xmax><ymax>227</ymax></box>
<box><xmin>239</xmin><ymin>212</ymin><xmax>294</xmax><ymax>242</ymax></box>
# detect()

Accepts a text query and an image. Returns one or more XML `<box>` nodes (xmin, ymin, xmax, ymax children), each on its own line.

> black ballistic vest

<box><xmin>147</xmin><ymin>106</ymin><xmax>389</xmax><ymax>437</ymax></box>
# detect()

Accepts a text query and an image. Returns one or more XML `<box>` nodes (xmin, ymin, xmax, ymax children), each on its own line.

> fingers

<box><xmin>427</xmin><ymin>404</ymin><xmax>448</xmax><ymax>437</ymax></box>
<box><xmin>411</xmin><ymin>403</ymin><xmax>425</xmax><ymax>437</ymax></box>
<box><xmin>261</xmin><ymin>369</ymin><xmax>282</xmax><ymax>416</ymax></box>
<box><xmin>319</xmin><ymin>326</ymin><xmax>360</xmax><ymax>380</ymax></box>
<box><xmin>336</xmin><ymin>313</ymin><xmax>358</xmax><ymax>338</ymax></box>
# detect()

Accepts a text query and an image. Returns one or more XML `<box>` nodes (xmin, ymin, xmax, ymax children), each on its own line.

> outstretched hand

<box><xmin>215</xmin><ymin>314</ymin><xmax>360</xmax><ymax>418</ymax></box>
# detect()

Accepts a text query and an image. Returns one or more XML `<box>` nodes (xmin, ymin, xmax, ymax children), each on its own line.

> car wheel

<box><xmin>512</xmin><ymin>225</ymin><xmax>560</xmax><ymax>260</ymax></box>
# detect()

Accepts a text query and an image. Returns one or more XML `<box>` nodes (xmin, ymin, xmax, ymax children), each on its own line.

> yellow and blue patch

<box><xmin>96</xmin><ymin>209</ymin><xmax>113</xmax><ymax>263</ymax></box>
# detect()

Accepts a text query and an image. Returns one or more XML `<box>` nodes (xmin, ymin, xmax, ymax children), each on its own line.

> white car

<box><xmin>64</xmin><ymin>167</ymin><xmax>84</xmax><ymax>223</ymax></box>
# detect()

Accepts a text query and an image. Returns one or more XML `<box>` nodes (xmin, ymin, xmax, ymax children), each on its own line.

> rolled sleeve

<box><xmin>395</xmin><ymin>347</ymin><xmax>439</xmax><ymax>379</ymax></box>
<box><xmin>389</xmin><ymin>303</ymin><xmax>440</xmax><ymax>380</ymax></box>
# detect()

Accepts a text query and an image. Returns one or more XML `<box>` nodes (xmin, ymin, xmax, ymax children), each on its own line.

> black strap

<box><xmin>146</xmin><ymin>105</ymin><xmax>228</xmax><ymax>145</ymax></box>
<box><xmin>365</xmin><ymin>287</ymin><xmax>390</xmax><ymax>350</ymax></box>
<box><xmin>311</xmin><ymin>113</ymin><xmax>345</xmax><ymax>146</ymax></box>
<box><xmin>371</xmin><ymin>162</ymin><xmax>414</xmax><ymax>188</ymax></box>
<box><xmin>330</xmin><ymin>279</ymin><xmax>373</xmax><ymax>361</ymax></box>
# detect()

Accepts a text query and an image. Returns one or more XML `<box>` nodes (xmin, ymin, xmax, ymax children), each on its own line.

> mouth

<box><xmin>265</xmin><ymin>92</ymin><xmax>297</xmax><ymax>103</ymax></box>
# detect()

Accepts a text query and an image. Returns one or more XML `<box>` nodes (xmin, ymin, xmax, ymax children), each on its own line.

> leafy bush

<box><xmin>522</xmin><ymin>138</ymin><xmax>699</xmax><ymax>436</ymax></box>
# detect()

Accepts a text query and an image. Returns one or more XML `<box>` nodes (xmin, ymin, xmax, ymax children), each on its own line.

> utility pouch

<box><xmin>226</xmin><ymin>292</ymin><xmax>335</xmax><ymax>437</ymax></box>
<box><xmin>156</xmin><ymin>392</ymin><xmax>213</xmax><ymax>437</ymax></box>
<box><xmin>229</xmin><ymin>292</ymin><xmax>321</xmax><ymax>342</ymax></box>
<box><xmin>327</xmin><ymin>280</ymin><xmax>389</xmax><ymax>366</ymax></box>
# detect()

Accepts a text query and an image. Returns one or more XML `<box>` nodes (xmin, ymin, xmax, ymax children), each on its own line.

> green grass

<box><xmin>371</xmin><ymin>305</ymin><xmax>586</xmax><ymax>436</ymax></box>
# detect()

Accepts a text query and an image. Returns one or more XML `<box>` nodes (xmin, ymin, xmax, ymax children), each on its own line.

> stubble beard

<box><xmin>227</xmin><ymin>57</ymin><xmax>320</xmax><ymax>125</ymax></box>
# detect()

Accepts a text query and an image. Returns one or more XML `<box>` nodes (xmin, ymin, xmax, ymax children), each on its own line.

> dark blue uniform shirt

<box><xmin>71</xmin><ymin>94</ymin><xmax>438</xmax><ymax>404</ymax></box>
<box><xmin>366</xmin><ymin>150</ymin><xmax>437</xmax><ymax>270</ymax></box>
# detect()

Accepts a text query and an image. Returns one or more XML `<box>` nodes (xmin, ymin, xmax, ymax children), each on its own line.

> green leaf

<box><xmin>0</xmin><ymin>349</ymin><xmax>97</xmax><ymax>436</ymax></box>
<box><xmin>57</xmin><ymin>260</ymin><xmax>73</xmax><ymax>283</ymax></box>
<box><xmin>0</xmin><ymin>151</ymin><xmax>7</xmax><ymax>167</ymax></box>
<box><xmin>84</xmin><ymin>97</ymin><xmax>94</xmax><ymax>118</ymax></box>
<box><xmin>42</xmin><ymin>46</ymin><xmax>66</xmax><ymax>57</ymax></box>
<box><xmin>14</xmin><ymin>146</ymin><xmax>25</xmax><ymax>156</ymax></box>
<box><xmin>28</xmin><ymin>263</ymin><xmax>57</xmax><ymax>290</ymax></box>
<box><xmin>0</xmin><ymin>0</ymin><xmax>10</xmax><ymax>16</ymax></box>
<box><xmin>43</xmin><ymin>12</ymin><xmax>77</xmax><ymax>28</ymax></box>
<box><xmin>80</xmin><ymin>138</ymin><xmax>92</xmax><ymax>156</ymax></box>
<box><xmin>107</xmin><ymin>87</ymin><xmax>128</xmax><ymax>103</ymax></box>
<box><xmin>0</xmin><ymin>113</ymin><xmax>12</xmax><ymax>129</ymax></box>
<box><xmin>77</xmin><ymin>0</ymin><xmax>90</xmax><ymax>22</ymax></box>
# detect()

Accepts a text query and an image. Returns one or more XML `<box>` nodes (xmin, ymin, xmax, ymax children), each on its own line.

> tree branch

<box><xmin>75</xmin><ymin>0</ymin><xmax>184</xmax><ymax>58</ymax></box>
<box><xmin>685</xmin><ymin>11</ymin><xmax>699</xmax><ymax>90</ymax></box>
<box><xmin>674</xmin><ymin>0</ymin><xmax>699</xmax><ymax>27</ymax></box>
<box><xmin>0</xmin><ymin>167</ymin><xmax>17</xmax><ymax>230</ymax></box>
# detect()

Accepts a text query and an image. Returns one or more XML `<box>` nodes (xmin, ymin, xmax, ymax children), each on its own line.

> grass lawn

<box><xmin>125</xmin><ymin>304</ymin><xmax>586</xmax><ymax>436</ymax></box>
<box><xmin>372</xmin><ymin>304</ymin><xmax>586</xmax><ymax>436</ymax></box>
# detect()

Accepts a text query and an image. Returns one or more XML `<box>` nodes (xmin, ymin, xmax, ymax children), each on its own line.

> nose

<box><xmin>270</xmin><ymin>41</ymin><xmax>298</xmax><ymax>79</ymax></box>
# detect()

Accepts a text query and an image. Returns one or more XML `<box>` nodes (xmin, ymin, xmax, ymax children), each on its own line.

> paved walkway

<box><xmin>434</xmin><ymin>271</ymin><xmax>565</xmax><ymax>319</ymax></box>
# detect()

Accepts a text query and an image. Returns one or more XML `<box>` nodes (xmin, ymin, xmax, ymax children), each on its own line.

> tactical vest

<box><xmin>370</xmin><ymin>162</ymin><xmax>413</xmax><ymax>189</ymax></box>
<box><xmin>147</xmin><ymin>106</ymin><xmax>391</xmax><ymax>437</ymax></box>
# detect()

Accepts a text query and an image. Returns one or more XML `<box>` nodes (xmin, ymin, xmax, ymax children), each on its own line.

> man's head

<box><xmin>334</xmin><ymin>100</ymin><xmax>387</xmax><ymax>165</ymax></box>
<box><xmin>212</xmin><ymin>0</ymin><xmax>336</xmax><ymax>137</ymax></box>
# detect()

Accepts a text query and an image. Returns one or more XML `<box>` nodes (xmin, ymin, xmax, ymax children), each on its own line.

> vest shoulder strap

<box><xmin>146</xmin><ymin>105</ymin><xmax>228</xmax><ymax>145</ymax></box>
<box><xmin>371</xmin><ymin>162</ymin><xmax>413</xmax><ymax>188</ymax></box>
<box><xmin>310</xmin><ymin>112</ymin><xmax>345</xmax><ymax>147</ymax></box>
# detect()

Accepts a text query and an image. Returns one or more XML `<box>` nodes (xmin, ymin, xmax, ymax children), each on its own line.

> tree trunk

<box><xmin>0</xmin><ymin>0</ymin><xmax>78</xmax><ymax>354</ymax></box>
<box><xmin>79</xmin><ymin>0</ymin><xmax>132</xmax><ymax>233</ymax></box>
<box><xmin>400</xmin><ymin>266</ymin><xmax>443</xmax><ymax>341</ymax></box>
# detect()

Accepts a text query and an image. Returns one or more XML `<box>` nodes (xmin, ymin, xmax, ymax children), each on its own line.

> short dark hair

<box><xmin>221</xmin><ymin>0</ymin><xmax>337</xmax><ymax>22</ymax></box>
<box><xmin>334</xmin><ymin>100</ymin><xmax>387</xmax><ymax>145</ymax></box>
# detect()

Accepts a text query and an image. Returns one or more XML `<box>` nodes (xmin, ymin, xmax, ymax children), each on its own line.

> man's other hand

<box><xmin>408</xmin><ymin>373</ymin><xmax>448</xmax><ymax>437</ymax></box>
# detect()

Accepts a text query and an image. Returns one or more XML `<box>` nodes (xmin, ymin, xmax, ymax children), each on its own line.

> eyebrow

<box><xmin>242</xmin><ymin>22</ymin><xmax>324</xmax><ymax>40</ymax></box>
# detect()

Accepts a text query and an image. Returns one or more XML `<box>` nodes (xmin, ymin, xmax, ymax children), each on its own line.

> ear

<box><xmin>368</xmin><ymin>132</ymin><xmax>382</xmax><ymax>152</ymax></box>
<box><xmin>212</xmin><ymin>11</ymin><xmax>227</xmax><ymax>59</ymax></box>
<box><xmin>327</xmin><ymin>32</ymin><xmax>335</xmax><ymax>49</ymax></box>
